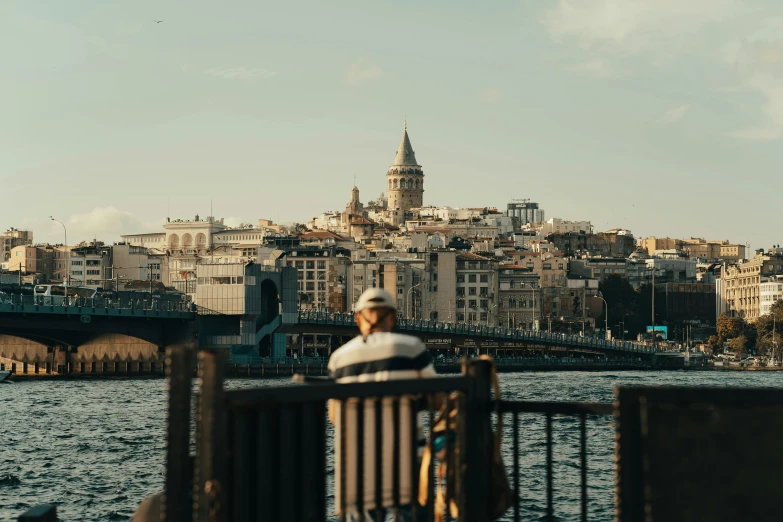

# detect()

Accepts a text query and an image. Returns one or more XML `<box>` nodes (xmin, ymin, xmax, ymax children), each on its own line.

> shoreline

<box><xmin>10</xmin><ymin>362</ymin><xmax>775</xmax><ymax>381</ymax></box>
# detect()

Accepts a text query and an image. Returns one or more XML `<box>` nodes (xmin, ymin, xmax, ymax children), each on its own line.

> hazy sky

<box><xmin>2</xmin><ymin>1</ymin><xmax>781</xmax><ymax>251</ymax></box>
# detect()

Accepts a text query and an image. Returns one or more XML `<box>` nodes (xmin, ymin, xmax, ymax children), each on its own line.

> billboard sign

<box><xmin>646</xmin><ymin>325</ymin><xmax>668</xmax><ymax>340</ymax></box>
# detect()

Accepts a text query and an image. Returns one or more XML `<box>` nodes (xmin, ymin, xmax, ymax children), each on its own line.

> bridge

<box><xmin>0</xmin><ymin>294</ymin><xmax>195</xmax><ymax>375</ymax></box>
<box><xmin>288</xmin><ymin>311</ymin><xmax>656</xmax><ymax>359</ymax></box>
<box><xmin>0</xmin><ymin>266</ymin><xmax>659</xmax><ymax>377</ymax></box>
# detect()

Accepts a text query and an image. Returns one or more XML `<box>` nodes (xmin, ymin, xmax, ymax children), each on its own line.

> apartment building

<box><xmin>347</xmin><ymin>256</ymin><xmax>425</xmax><ymax>316</ymax></box>
<box><xmin>497</xmin><ymin>265</ymin><xmax>539</xmax><ymax>329</ymax></box>
<box><xmin>720</xmin><ymin>248</ymin><xmax>783</xmax><ymax>321</ymax></box>
<box><xmin>268</xmin><ymin>245</ymin><xmax>351</xmax><ymax>312</ymax></box>
<box><xmin>8</xmin><ymin>245</ymin><xmax>51</xmax><ymax>277</ymax></box>
<box><xmin>760</xmin><ymin>275</ymin><xmax>783</xmax><ymax>316</ymax></box>
<box><xmin>1</xmin><ymin>228</ymin><xmax>33</xmax><ymax>263</ymax></box>
<box><xmin>640</xmin><ymin>237</ymin><xmax>746</xmax><ymax>262</ymax></box>
<box><xmin>69</xmin><ymin>243</ymin><xmax>112</xmax><ymax>287</ymax></box>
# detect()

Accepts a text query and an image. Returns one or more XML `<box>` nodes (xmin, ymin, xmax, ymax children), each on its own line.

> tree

<box><xmin>729</xmin><ymin>335</ymin><xmax>748</xmax><ymax>358</ymax></box>
<box><xmin>293</xmin><ymin>223</ymin><xmax>310</xmax><ymax>235</ymax></box>
<box><xmin>705</xmin><ymin>335</ymin><xmax>722</xmax><ymax>355</ymax></box>
<box><xmin>716</xmin><ymin>313</ymin><xmax>744</xmax><ymax>342</ymax></box>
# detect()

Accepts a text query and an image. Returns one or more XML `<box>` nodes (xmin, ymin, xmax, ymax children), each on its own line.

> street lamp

<box><xmin>596</xmin><ymin>294</ymin><xmax>609</xmax><ymax>340</ymax></box>
<box><xmin>50</xmin><ymin>217</ymin><xmax>68</xmax><ymax>286</ymax></box>
<box><xmin>487</xmin><ymin>303</ymin><xmax>498</xmax><ymax>327</ymax></box>
<box><xmin>647</xmin><ymin>265</ymin><xmax>656</xmax><ymax>349</ymax></box>
<box><xmin>407</xmin><ymin>281</ymin><xmax>422</xmax><ymax>320</ymax></box>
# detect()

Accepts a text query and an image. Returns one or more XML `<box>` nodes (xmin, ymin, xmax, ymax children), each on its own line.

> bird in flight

<box><xmin>154</xmin><ymin>20</ymin><xmax>164</xmax><ymax>23</ymax></box>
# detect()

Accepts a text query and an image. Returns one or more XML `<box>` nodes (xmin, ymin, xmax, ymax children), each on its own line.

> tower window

<box><xmin>393</xmin><ymin>179</ymin><xmax>398</xmax><ymax>189</ymax></box>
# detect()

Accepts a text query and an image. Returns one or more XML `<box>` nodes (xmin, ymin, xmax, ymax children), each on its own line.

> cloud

<box><xmin>55</xmin><ymin>207</ymin><xmax>162</xmax><ymax>244</ymax></box>
<box><xmin>657</xmin><ymin>104</ymin><xmax>690</xmax><ymax>125</ymax></box>
<box><xmin>223</xmin><ymin>217</ymin><xmax>247</xmax><ymax>228</ymax></box>
<box><xmin>344</xmin><ymin>57</ymin><xmax>383</xmax><ymax>86</ymax></box>
<box><xmin>542</xmin><ymin>0</ymin><xmax>738</xmax><ymax>57</ymax></box>
<box><xmin>205</xmin><ymin>67</ymin><xmax>276</xmax><ymax>80</ymax></box>
<box><xmin>723</xmin><ymin>20</ymin><xmax>783</xmax><ymax>140</ymax></box>
<box><xmin>729</xmin><ymin>127</ymin><xmax>782</xmax><ymax>141</ymax></box>
<box><xmin>479</xmin><ymin>88</ymin><xmax>503</xmax><ymax>103</ymax></box>
<box><xmin>571</xmin><ymin>58</ymin><xmax>615</xmax><ymax>78</ymax></box>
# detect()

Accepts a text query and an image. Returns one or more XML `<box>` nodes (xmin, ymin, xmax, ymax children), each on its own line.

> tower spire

<box><xmin>393</xmin><ymin>119</ymin><xmax>418</xmax><ymax>166</ymax></box>
<box><xmin>404</xmin><ymin>115</ymin><xmax>407</xmax><ymax>131</ymax></box>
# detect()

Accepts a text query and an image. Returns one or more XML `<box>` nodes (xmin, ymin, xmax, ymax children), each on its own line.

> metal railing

<box><xmin>298</xmin><ymin>311</ymin><xmax>654</xmax><ymax>355</ymax></box>
<box><xmin>0</xmin><ymin>293</ymin><xmax>192</xmax><ymax>313</ymax></box>
<box><xmin>181</xmin><ymin>355</ymin><xmax>613</xmax><ymax>522</ymax></box>
<box><xmin>496</xmin><ymin>401</ymin><xmax>612</xmax><ymax>521</ymax></box>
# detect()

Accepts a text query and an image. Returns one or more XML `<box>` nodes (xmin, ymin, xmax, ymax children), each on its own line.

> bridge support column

<box><xmin>54</xmin><ymin>345</ymin><xmax>73</xmax><ymax>376</ymax></box>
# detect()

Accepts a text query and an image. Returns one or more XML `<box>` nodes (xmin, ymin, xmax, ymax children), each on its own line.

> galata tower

<box><xmin>386</xmin><ymin>119</ymin><xmax>424</xmax><ymax>212</ymax></box>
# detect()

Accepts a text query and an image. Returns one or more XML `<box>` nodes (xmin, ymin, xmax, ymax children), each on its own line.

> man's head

<box><xmin>354</xmin><ymin>288</ymin><xmax>397</xmax><ymax>336</ymax></box>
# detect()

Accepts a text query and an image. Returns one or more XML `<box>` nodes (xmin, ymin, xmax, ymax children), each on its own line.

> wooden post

<box><xmin>459</xmin><ymin>358</ymin><xmax>492</xmax><ymax>522</ymax></box>
<box><xmin>194</xmin><ymin>349</ymin><xmax>227</xmax><ymax>522</ymax></box>
<box><xmin>162</xmin><ymin>344</ymin><xmax>195</xmax><ymax>522</ymax></box>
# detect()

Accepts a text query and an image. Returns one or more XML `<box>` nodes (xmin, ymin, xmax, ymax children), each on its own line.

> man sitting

<box><xmin>328</xmin><ymin>288</ymin><xmax>436</xmax><ymax>521</ymax></box>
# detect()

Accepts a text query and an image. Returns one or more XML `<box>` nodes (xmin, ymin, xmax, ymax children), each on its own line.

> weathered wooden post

<box><xmin>194</xmin><ymin>349</ymin><xmax>227</xmax><ymax>522</ymax></box>
<box><xmin>459</xmin><ymin>358</ymin><xmax>492</xmax><ymax>522</ymax></box>
<box><xmin>162</xmin><ymin>343</ymin><xmax>195</xmax><ymax>522</ymax></box>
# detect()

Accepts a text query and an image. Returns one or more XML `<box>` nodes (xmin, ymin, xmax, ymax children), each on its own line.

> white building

<box><xmin>760</xmin><ymin>276</ymin><xmax>783</xmax><ymax>316</ymax></box>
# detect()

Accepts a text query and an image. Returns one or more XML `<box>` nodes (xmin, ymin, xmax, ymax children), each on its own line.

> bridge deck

<box><xmin>296</xmin><ymin>311</ymin><xmax>655</xmax><ymax>355</ymax></box>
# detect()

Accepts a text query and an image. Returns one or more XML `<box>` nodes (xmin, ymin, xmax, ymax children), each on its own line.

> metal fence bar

<box><xmin>226</xmin><ymin>376</ymin><xmax>471</xmax><ymax>405</ymax></box>
<box><xmin>392</xmin><ymin>397</ymin><xmax>401</xmax><ymax>509</ymax></box>
<box><xmin>513</xmin><ymin>411</ymin><xmax>520</xmax><ymax>522</ymax></box>
<box><xmin>356</xmin><ymin>398</ymin><xmax>365</xmax><ymax>516</ymax></box>
<box><xmin>580</xmin><ymin>413</ymin><xmax>588</xmax><ymax>522</ymax></box>
<box><xmin>374</xmin><ymin>399</ymin><xmax>383</xmax><ymax>522</ymax></box>
<box><xmin>444</xmin><ymin>394</ymin><xmax>452</xmax><ymax>522</ymax></box>
<box><xmin>546</xmin><ymin>412</ymin><xmax>554</xmax><ymax>521</ymax></box>
<box><xmin>410</xmin><ymin>397</ymin><xmax>420</xmax><ymax>522</ymax></box>
<box><xmin>339</xmin><ymin>399</ymin><xmax>347</xmax><ymax>522</ymax></box>
<box><xmin>427</xmin><ymin>395</ymin><xmax>435</xmax><ymax>521</ymax></box>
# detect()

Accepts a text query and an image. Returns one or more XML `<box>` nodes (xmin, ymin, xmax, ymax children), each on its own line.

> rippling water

<box><xmin>2</xmin><ymin>371</ymin><xmax>782</xmax><ymax>521</ymax></box>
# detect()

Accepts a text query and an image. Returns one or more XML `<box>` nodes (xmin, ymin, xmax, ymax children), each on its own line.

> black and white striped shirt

<box><xmin>328</xmin><ymin>332</ymin><xmax>436</xmax><ymax>514</ymax></box>
<box><xmin>328</xmin><ymin>332</ymin><xmax>436</xmax><ymax>383</ymax></box>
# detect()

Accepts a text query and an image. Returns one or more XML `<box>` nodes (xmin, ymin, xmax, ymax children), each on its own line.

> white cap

<box><xmin>354</xmin><ymin>288</ymin><xmax>396</xmax><ymax>312</ymax></box>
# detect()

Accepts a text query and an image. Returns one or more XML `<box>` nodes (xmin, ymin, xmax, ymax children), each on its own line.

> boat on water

<box><xmin>0</xmin><ymin>370</ymin><xmax>11</xmax><ymax>383</ymax></box>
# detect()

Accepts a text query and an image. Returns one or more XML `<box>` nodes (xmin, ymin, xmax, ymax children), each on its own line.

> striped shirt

<box><xmin>328</xmin><ymin>332</ymin><xmax>436</xmax><ymax>515</ymax></box>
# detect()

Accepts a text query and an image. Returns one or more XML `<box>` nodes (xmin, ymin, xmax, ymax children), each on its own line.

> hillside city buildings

<box><xmin>2</xmin><ymin>121</ymin><xmax>778</xmax><ymax>345</ymax></box>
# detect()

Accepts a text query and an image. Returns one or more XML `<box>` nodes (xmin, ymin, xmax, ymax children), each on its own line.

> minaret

<box><xmin>386</xmin><ymin>118</ymin><xmax>424</xmax><ymax>213</ymax></box>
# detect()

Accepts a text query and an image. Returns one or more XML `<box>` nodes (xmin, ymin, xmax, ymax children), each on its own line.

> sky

<box><xmin>2</xmin><ymin>0</ymin><xmax>782</xmax><ymax>252</ymax></box>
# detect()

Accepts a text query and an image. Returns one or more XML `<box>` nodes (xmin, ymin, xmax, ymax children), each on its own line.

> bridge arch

<box><xmin>0</xmin><ymin>334</ymin><xmax>49</xmax><ymax>364</ymax></box>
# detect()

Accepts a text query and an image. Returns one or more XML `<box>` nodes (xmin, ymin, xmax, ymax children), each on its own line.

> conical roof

<box><xmin>393</xmin><ymin>120</ymin><xmax>419</xmax><ymax>166</ymax></box>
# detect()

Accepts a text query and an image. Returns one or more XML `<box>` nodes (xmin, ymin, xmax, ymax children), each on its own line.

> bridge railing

<box><xmin>296</xmin><ymin>311</ymin><xmax>654</xmax><ymax>355</ymax></box>
<box><xmin>0</xmin><ymin>293</ymin><xmax>192</xmax><ymax>313</ymax></box>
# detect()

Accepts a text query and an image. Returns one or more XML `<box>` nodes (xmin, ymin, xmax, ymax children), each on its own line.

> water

<box><xmin>2</xmin><ymin>371</ymin><xmax>782</xmax><ymax>521</ymax></box>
